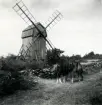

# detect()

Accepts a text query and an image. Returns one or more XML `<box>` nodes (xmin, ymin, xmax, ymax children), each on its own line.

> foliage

<box><xmin>69</xmin><ymin>54</ymin><xmax>82</xmax><ymax>62</ymax></box>
<box><xmin>38</xmin><ymin>55</ymin><xmax>73</xmax><ymax>79</ymax></box>
<box><xmin>0</xmin><ymin>50</ymin><xmax>102</xmax><ymax>95</ymax></box>
<box><xmin>83</xmin><ymin>51</ymin><xmax>102</xmax><ymax>59</ymax></box>
<box><xmin>0</xmin><ymin>54</ymin><xmax>38</xmax><ymax>96</ymax></box>
<box><xmin>46</xmin><ymin>48</ymin><xmax>64</xmax><ymax>66</ymax></box>
<box><xmin>45</xmin><ymin>49</ymin><xmax>82</xmax><ymax>79</ymax></box>
<box><xmin>83</xmin><ymin>51</ymin><xmax>95</xmax><ymax>59</ymax></box>
<box><xmin>0</xmin><ymin>54</ymin><xmax>40</xmax><ymax>71</ymax></box>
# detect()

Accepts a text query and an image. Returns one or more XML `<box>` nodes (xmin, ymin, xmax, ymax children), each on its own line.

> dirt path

<box><xmin>38</xmin><ymin>71</ymin><xmax>102</xmax><ymax>105</ymax></box>
<box><xmin>0</xmin><ymin>71</ymin><xmax>102</xmax><ymax>105</ymax></box>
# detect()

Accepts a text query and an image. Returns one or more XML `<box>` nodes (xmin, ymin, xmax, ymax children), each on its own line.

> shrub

<box><xmin>0</xmin><ymin>54</ymin><xmax>40</xmax><ymax>71</ymax></box>
<box><xmin>0</xmin><ymin>54</ymin><xmax>26</xmax><ymax>71</ymax></box>
<box><xmin>46</xmin><ymin>48</ymin><xmax>64</xmax><ymax>66</ymax></box>
<box><xmin>0</xmin><ymin>69</ymin><xmax>37</xmax><ymax>96</ymax></box>
<box><xmin>0</xmin><ymin>54</ymin><xmax>38</xmax><ymax>96</ymax></box>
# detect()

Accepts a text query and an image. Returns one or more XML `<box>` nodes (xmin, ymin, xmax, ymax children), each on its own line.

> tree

<box><xmin>69</xmin><ymin>55</ymin><xmax>82</xmax><ymax>62</ymax></box>
<box><xmin>83</xmin><ymin>51</ymin><xmax>95</xmax><ymax>59</ymax></box>
<box><xmin>46</xmin><ymin>48</ymin><xmax>64</xmax><ymax>66</ymax></box>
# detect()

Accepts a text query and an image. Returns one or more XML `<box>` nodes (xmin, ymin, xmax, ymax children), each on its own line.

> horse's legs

<box><xmin>56</xmin><ymin>78</ymin><xmax>59</xmax><ymax>83</ymax></box>
<box><xmin>59</xmin><ymin>75</ymin><xmax>64</xmax><ymax>83</ymax></box>
<box><xmin>56</xmin><ymin>77</ymin><xmax>60</xmax><ymax>83</ymax></box>
<box><xmin>56</xmin><ymin>76</ymin><xmax>63</xmax><ymax>83</ymax></box>
<box><xmin>71</xmin><ymin>77</ymin><xmax>74</xmax><ymax>83</ymax></box>
<box><xmin>65</xmin><ymin>75</ymin><xmax>67</xmax><ymax>82</ymax></box>
<box><xmin>81</xmin><ymin>69</ymin><xmax>83</xmax><ymax>81</ymax></box>
<box><xmin>77</xmin><ymin>73</ymin><xmax>80</xmax><ymax>82</ymax></box>
<box><xmin>59</xmin><ymin>75</ymin><xmax>67</xmax><ymax>83</ymax></box>
<box><xmin>62</xmin><ymin>76</ymin><xmax>66</xmax><ymax>83</ymax></box>
<box><xmin>56</xmin><ymin>75</ymin><xmax>61</xmax><ymax>83</ymax></box>
<box><xmin>77</xmin><ymin>72</ymin><xmax>83</xmax><ymax>82</ymax></box>
<box><xmin>80</xmin><ymin>73</ymin><xmax>83</xmax><ymax>81</ymax></box>
<box><xmin>56</xmin><ymin>73</ymin><xmax>60</xmax><ymax>83</ymax></box>
<box><xmin>71</xmin><ymin>72</ymin><xmax>74</xmax><ymax>83</ymax></box>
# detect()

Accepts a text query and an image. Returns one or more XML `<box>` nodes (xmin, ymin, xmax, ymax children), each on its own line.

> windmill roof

<box><xmin>23</xmin><ymin>22</ymin><xmax>44</xmax><ymax>31</ymax></box>
<box><xmin>22</xmin><ymin>22</ymin><xmax>47</xmax><ymax>38</ymax></box>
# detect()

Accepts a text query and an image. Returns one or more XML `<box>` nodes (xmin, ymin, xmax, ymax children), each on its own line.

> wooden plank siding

<box><xmin>21</xmin><ymin>23</ymin><xmax>47</xmax><ymax>61</ymax></box>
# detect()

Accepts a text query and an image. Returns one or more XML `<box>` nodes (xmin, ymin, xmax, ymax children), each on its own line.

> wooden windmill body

<box><xmin>13</xmin><ymin>0</ymin><xmax>63</xmax><ymax>62</ymax></box>
<box><xmin>22</xmin><ymin>23</ymin><xmax>47</xmax><ymax>60</ymax></box>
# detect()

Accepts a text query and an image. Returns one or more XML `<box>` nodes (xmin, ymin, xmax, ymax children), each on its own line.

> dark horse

<box><xmin>71</xmin><ymin>62</ymin><xmax>83</xmax><ymax>83</ymax></box>
<box><xmin>56</xmin><ymin>61</ymin><xmax>83</xmax><ymax>83</ymax></box>
<box><xmin>56</xmin><ymin>62</ymin><xmax>74</xmax><ymax>83</ymax></box>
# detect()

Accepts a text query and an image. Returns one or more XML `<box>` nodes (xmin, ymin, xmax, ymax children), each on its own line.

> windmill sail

<box><xmin>13</xmin><ymin>0</ymin><xmax>37</xmax><ymax>27</ymax></box>
<box><xmin>45</xmin><ymin>10</ymin><xmax>63</xmax><ymax>31</ymax></box>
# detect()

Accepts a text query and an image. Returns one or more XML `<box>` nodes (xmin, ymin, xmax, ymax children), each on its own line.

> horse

<box><xmin>56</xmin><ymin>61</ymin><xmax>83</xmax><ymax>83</ymax></box>
<box><xmin>56</xmin><ymin>62</ymin><xmax>74</xmax><ymax>83</ymax></box>
<box><xmin>60</xmin><ymin>62</ymin><xmax>75</xmax><ymax>83</ymax></box>
<box><xmin>71</xmin><ymin>61</ymin><xmax>83</xmax><ymax>83</ymax></box>
<box><xmin>54</xmin><ymin>63</ymin><xmax>63</xmax><ymax>83</ymax></box>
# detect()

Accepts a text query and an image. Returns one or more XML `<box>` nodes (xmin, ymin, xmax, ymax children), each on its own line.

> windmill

<box><xmin>13</xmin><ymin>0</ymin><xmax>63</xmax><ymax>62</ymax></box>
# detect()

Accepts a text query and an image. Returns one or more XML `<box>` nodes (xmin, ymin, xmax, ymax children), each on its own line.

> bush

<box><xmin>0</xmin><ymin>54</ymin><xmax>38</xmax><ymax>96</ymax></box>
<box><xmin>46</xmin><ymin>48</ymin><xmax>64</xmax><ymax>66</ymax></box>
<box><xmin>0</xmin><ymin>69</ymin><xmax>37</xmax><ymax>96</ymax></box>
<box><xmin>0</xmin><ymin>54</ymin><xmax>40</xmax><ymax>71</ymax></box>
<box><xmin>0</xmin><ymin>55</ymin><xmax>26</xmax><ymax>71</ymax></box>
<box><xmin>82</xmin><ymin>62</ymin><xmax>102</xmax><ymax>75</ymax></box>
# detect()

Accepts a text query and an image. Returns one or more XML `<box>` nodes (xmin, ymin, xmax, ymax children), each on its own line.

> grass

<box><xmin>0</xmin><ymin>54</ymin><xmax>102</xmax><ymax>104</ymax></box>
<box><xmin>0</xmin><ymin>72</ymin><xmax>102</xmax><ymax>105</ymax></box>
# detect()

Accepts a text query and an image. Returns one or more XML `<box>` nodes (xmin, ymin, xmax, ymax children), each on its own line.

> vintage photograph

<box><xmin>0</xmin><ymin>0</ymin><xmax>102</xmax><ymax>105</ymax></box>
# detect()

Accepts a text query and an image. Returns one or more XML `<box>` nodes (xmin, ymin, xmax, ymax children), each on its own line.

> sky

<box><xmin>0</xmin><ymin>0</ymin><xmax>102</xmax><ymax>57</ymax></box>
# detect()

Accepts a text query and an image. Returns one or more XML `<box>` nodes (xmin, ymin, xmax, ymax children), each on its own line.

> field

<box><xmin>0</xmin><ymin>59</ymin><xmax>102</xmax><ymax>105</ymax></box>
<box><xmin>0</xmin><ymin>71</ymin><xmax>102</xmax><ymax>105</ymax></box>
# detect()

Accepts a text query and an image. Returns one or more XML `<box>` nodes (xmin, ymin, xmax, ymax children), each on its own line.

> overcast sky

<box><xmin>0</xmin><ymin>0</ymin><xmax>102</xmax><ymax>57</ymax></box>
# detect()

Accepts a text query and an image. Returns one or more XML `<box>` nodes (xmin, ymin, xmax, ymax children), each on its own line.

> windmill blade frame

<box><xmin>45</xmin><ymin>10</ymin><xmax>63</xmax><ymax>31</ymax></box>
<box><xmin>13</xmin><ymin>0</ymin><xmax>37</xmax><ymax>27</ymax></box>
